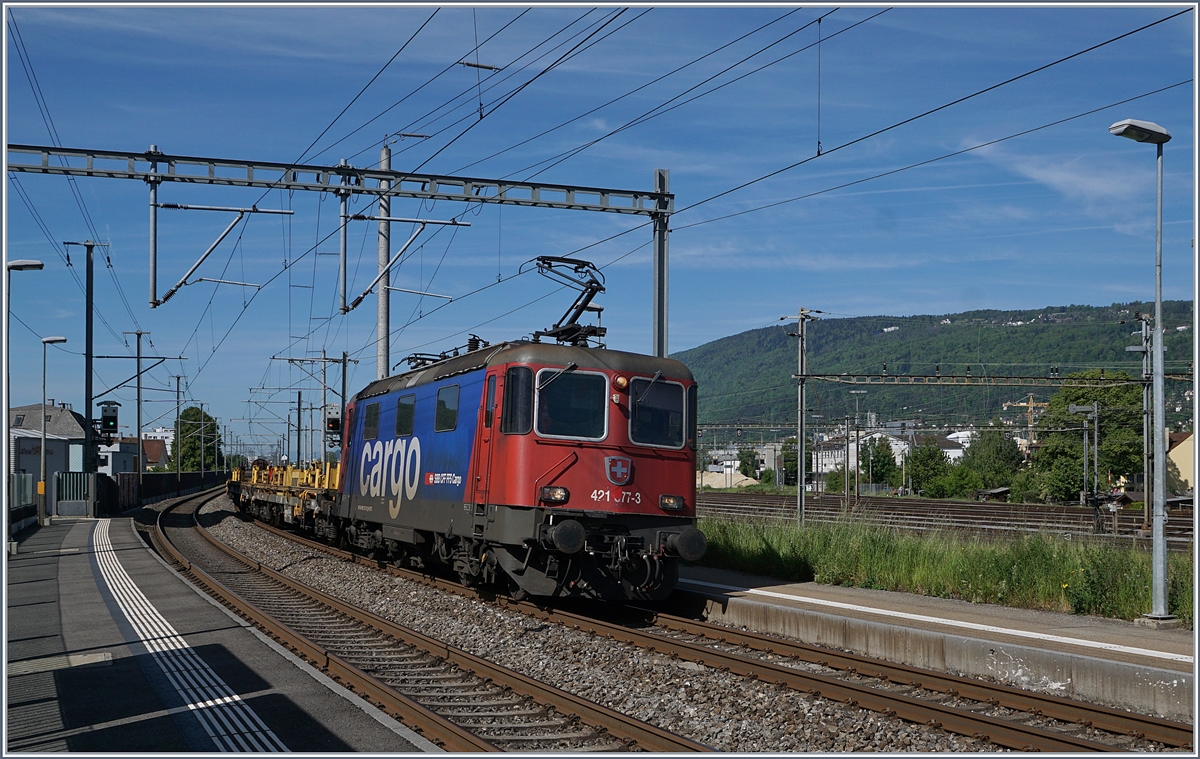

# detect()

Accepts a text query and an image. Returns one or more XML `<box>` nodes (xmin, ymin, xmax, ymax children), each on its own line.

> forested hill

<box><xmin>672</xmin><ymin>301</ymin><xmax>1193</xmax><ymax>429</ymax></box>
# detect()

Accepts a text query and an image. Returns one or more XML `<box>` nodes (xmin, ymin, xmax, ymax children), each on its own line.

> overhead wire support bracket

<box><xmin>383</xmin><ymin>286</ymin><xmax>452</xmax><ymax>300</ymax></box>
<box><xmin>344</xmin><ymin>217</ymin><xmax>470</xmax><ymax>314</ymax></box>
<box><xmin>150</xmin><ymin>203</ymin><xmax>293</xmax><ymax>307</ymax></box>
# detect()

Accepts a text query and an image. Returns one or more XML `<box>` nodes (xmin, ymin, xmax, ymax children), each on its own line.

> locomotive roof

<box><xmin>352</xmin><ymin>341</ymin><xmax>693</xmax><ymax>402</ymax></box>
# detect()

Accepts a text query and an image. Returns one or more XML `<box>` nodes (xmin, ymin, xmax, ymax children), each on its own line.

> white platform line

<box><xmin>93</xmin><ymin>520</ymin><xmax>290</xmax><ymax>752</ymax></box>
<box><xmin>679</xmin><ymin>578</ymin><xmax>1194</xmax><ymax>664</ymax></box>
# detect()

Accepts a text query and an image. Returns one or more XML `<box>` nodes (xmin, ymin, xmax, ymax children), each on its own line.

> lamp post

<box><xmin>1109</xmin><ymin>117</ymin><xmax>1177</xmax><ymax>627</ymax></box>
<box><xmin>850</xmin><ymin>390</ymin><xmax>867</xmax><ymax>503</ymax></box>
<box><xmin>7</xmin><ymin>260</ymin><xmax>44</xmax><ymax>547</ymax></box>
<box><xmin>40</xmin><ymin>336</ymin><xmax>67</xmax><ymax>527</ymax></box>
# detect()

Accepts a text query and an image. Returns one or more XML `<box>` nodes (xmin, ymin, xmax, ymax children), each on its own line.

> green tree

<box><xmin>926</xmin><ymin>464</ymin><xmax>984</xmax><ymax>499</ymax></box>
<box><xmin>781</xmin><ymin>438</ymin><xmax>797</xmax><ymax>486</ymax></box>
<box><xmin>906</xmin><ymin>439</ymin><xmax>950</xmax><ymax>494</ymax></box>
<box><xmin>1031</xmin><ymin>370</ymin><xmax>1143</xmax><ymax>502</ymax></box>
<box><xmin>171</xmin><ymin>406</ymin><xmax>225</xmax><ymax>472</ymax></box>
<box><xmin>824</xmin><ymin>465</ymin><xmax>847</xmax><ymax>495</ymax></box>
<box><xmin>862</xmin><ymin>437</ymin><xmax>900</xmax><ymax>486</ymax></box>
<box><xmin>758</xmin><ymin>468</ymin><xmax>775</xmax><ymax>486</ymax></box>
<box><xmin>961</xmin><ymin>429</ymin><xmax>1023</xmax><ymax>488</ymax></box>
<box><xmin>738</xmin><ymin>448</ymin><xmax>758</xmax><ymax>479</ymax></box>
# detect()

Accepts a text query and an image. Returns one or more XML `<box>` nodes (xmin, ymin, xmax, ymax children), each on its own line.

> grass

<box><xmin>697</xmin><ymin>517</ymin><xmax>1193</xmax><ymax>627</ymax></box>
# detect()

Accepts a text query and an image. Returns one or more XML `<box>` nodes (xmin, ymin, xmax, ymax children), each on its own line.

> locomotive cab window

<box><xmin>395</xmin><ymin>394</ymin><xmax>415</xmax><ymax>436</ymax></box>
<box><xmin>435</xmin><ymin>385</ymin><xmax>459</xmax><ymax>432</ymax></box>
<box><xmin>363</xmin><ymin>403</ymin><xmax>381</xmax><ymax>440</ymax></box>
<box><xmin>501</xmin><ymin>366</ymin><xmax>533</xmax><ymax>434</ymax></box>
<box><xmin>630</xmin><ymin>377</ymin><xmax>685</xmax><ymax>448</ymax></box>
<box><xmin>536</xmin><ymin>369</ymin><xmax>607</xmax><ymax>440</ymax></box>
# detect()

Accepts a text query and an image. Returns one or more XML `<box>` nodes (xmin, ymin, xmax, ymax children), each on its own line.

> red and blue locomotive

<box><xmin>233</xmin><ymin>259</ymin><xmax>706</xmax><ymax>601</ymax></box>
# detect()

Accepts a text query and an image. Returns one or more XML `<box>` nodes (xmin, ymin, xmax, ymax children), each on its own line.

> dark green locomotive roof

<box><xmin>352</xmin><ymin>341</ymin><xmax>694</xmax><ymax>403</ymax></box>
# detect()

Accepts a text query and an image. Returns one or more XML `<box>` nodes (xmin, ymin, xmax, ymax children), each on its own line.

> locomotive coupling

<box><xmin>664</xmin><ymin>527</ymin><xmax>707</xmax><ymax>562</ymax></box>
<box><xmin>543</xmin><ymin>519</ymin><xmax>587</xmax><ymax>554</ymax></box>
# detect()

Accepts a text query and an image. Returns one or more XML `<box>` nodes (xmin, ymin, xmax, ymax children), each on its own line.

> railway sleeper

<box><xmin>437</xmin><ymin>707</ymin><xmax>547</xmax><ymax>718</ymax></box>
<box><xmin>485</xmin><ymin>730</ymin><xmax>599</xmax><ymax>743</ymax></box>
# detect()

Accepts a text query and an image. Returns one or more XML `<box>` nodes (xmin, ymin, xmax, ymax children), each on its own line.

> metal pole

<box><xmin>1149</xmin><ymin>141</ymin><xmax>1170</xmax><ymax>620</ymax></box>
<box><xmin>1142</xmin><ymin>316</ymin><xmax>1152</xmax><ymax>532</ymax></box>
<box><xmin>1093</xmin><ymin>401</ymin><xmax>1099</xmax><ymax>498</ymax></box>
<box><xmin>297</xmin><ymin>390</ymin><xmax>303</xmax><ymax>465</ymax></box>
<box><xmin>199</xmin><ymin>403</ymin><xmax>205</xmax><ymax>477</ymax></box>
<box><xmin>40</xmin><ymin>342</ymin><xmax>48</xmax><ymax>526</ymax></box>
<box><xmin>651</xmin><ymin>168</ymin><xmax>670</xmax><ymax>358</ymax></box>
<box><xmin>843</xmin><ymin>417</ymin><xmax>850</xmax><ymax>511</ymax></box>
<box><xmin>174</xmin><ymin>376</ymin><xmax>181</xmax><ymax>493</ymax></box>
<box><xmin>378</xmin><ymin>144</ymin><xmax>391</xmax><ymax>380</ymax></box>
<box><xmin>148</xmin><ymin>146</ymin><xmax>159</xmax><ymax>307</ymax></box>
<box><xmin>341</xmin><ymin>352</ymin><xmax>348</xmax><ymax>446</ymax></box>
<box><xmin>84</xmin><ymin>242</ymin><xmax>95</xmax><ymax>473</ymax></box>
<box><xmin>321</xmin><ymin>349</ymin><xmax>328</xmax><ymax>456</ymax></box>
<box><xmin>123</xmin><ymin>331</ymin><xmax>148</xmax><ymax>492</ymax></box>
<box><xmin>797</xmin><ymin>309</ymin><xmax>806</xmax><ymax>525</ymax></box>
<box><xmin>338</xmin><ymin>160</ymin><xmax>349</xmax><ymax>314</ymax></box>
<box><xmin>1082</xmin><ymin>422</ymin><xmax>1089</xmax><ymax>507</ymax></box>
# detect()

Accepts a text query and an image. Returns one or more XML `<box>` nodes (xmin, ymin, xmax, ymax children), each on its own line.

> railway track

<box><xmin>148</xmin><ymin>490</ymin><xmax>709</xmax><ymax>752</ymax></box>
<box><xmin>698</xmin><ymin>492</ymin><xmax>1194</xmax><ymax>548</ymax></box>
<box><xmin>226</xmin><ymin>500</ymin><xmax>1192</xmax><ymax>752</ymax></box>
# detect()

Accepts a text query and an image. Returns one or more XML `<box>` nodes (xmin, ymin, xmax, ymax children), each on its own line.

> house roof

<box><xmin>915</xmin><ymin>434</ymin><xmax>964</xmax><ymax>450</ymax></box>
<box><xmin>142</xmin><ymin>438</ymin><xmax>169</xmax><ymax>465</ymax></box>
<box><xmin>1167</xmin><ymin>431</ymin><xmax>1192</xmax><ymax>453</ymax></box>
<box><xmin>9</xmin><ymin>404</ymin><xmax>87</xmax><ymax>439</ymax></box>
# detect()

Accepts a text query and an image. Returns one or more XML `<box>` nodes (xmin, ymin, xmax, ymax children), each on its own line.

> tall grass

<box><xmin>698</xmin><ymin>517</ymin><xmax>1193</xmax><ymax>627</ymax></box>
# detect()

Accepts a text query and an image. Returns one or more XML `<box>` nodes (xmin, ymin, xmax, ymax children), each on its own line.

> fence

<box><xmin>115</xmin><ymin>471</ymin><xmax>227</xmax><ymax>512</ymax></box>
<box><xmin>7</xmin><ymin>473</ymin><xmax>36</xmax><ymax>535</ymax></box>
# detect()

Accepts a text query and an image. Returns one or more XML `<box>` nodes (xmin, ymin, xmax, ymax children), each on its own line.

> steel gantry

<box><xmin>7</xmin><ymin>144</ymin><xmax>677</xmax><ymax>371</ymax></box>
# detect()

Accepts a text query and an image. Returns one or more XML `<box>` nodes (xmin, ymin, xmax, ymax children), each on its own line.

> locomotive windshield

<box><xmin>630</xmin><ymin>378</ymin><xmax>684</xmax><ymax>447</ymax></box>
<box><xmin>536</xmin><ymin>370</ymin><xmax>607</xmax><ymax>440</ymax></box>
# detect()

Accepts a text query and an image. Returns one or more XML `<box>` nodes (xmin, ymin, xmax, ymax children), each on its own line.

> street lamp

<box><xmin>1109</xmin><ymin>117</ymin><xmax>1177</xmax><ymax>628</ymax></box>
<box><xmin>40</xmin><ymin>336</ymin><xmax>67</xmax><ymax>527</ymax></box>
<box><xmin>7</xmin><ymin>259</ymin><xmax>44</xmax><ymax>548</ymax></box>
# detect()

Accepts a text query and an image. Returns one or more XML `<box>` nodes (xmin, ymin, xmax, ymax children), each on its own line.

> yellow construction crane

<box><xmin>1003</xmin><ymin>394</ymin><xmax>1050</xmax><ymax>444</ymax></box>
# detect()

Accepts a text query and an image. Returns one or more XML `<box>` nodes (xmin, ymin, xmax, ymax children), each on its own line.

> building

<box><xmin>1167</xmin><ymin>431</ymin><xmax>1193</xmax><ymax>494</ymax></box>
<box><xmin>142</xmin><ymin>438</ymin><xmax>170</xmax><ymax>470</ymax></box>
<box><xmin>98</xmin><ymin>438</ymin><xmax>140</xmax><ymax>476</ymax></box>
<box><xmin>813</xmin><ymin>431</ymin><xmax>910</xmax><ymax>476</ymax></box>
<box><xmin>8</xmin><ymin>402</ymin><xmax>87</xmax><ymax>481</ymax></box>
<box><xmin>914</xmin><ymin>434</ymin><xmax>965</xmax><ymax>463</ymax></box>
<box><xmin>143</xmin><ymin>426</ymin><xmax>176</xmax><ymax>457</ymax></box>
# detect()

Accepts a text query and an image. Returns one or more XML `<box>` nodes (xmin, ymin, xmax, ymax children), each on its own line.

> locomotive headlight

<box><xmin>613</xmin><ymin>375</ymin><xmax>629</xmax><ymax>391</ymax></box>
<box><xmin>540</xmin><ymin>486</ymin><xmax>570</xmax><ymax>504</ymax></box>
<box><xmin>659</xmin><ymin>494</ymin><xmax>685</xmax><ymax>511</ymax></box>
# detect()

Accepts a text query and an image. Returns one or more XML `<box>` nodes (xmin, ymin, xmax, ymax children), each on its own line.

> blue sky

<box><xmin>4</xmin><ymin>3</ymin><xmax>1196</xmax><ymax>457</ymax></box>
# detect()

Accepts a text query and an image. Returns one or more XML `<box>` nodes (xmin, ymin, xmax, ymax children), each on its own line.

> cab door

<box><xmin>471</xmin><ymin>372</ymin><xmax>500</xmax><ymax>504</ymax></box>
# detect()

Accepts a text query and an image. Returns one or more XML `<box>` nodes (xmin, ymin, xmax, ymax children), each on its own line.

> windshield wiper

<box><xmin>538</xmin><ymin>362</ymin><xmax>577</xmax><ymax>391</ymax></box>
<box><xmin>634</xmin><ymin>371</ymin><xmax>663</xmax><ymax>406</ymax></box>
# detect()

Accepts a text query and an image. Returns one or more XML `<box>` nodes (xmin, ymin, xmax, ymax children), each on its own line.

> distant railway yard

<box><xmin>696</xmin><ymin>491</ymin><xmax>1195</xmax><ymax>550</ymax></box>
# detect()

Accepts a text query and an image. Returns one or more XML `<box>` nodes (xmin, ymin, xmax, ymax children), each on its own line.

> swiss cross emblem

<box><xmin>605</xmin><ymin>456</ymin><xmax>632</xmax><ymax>486</ymax></box>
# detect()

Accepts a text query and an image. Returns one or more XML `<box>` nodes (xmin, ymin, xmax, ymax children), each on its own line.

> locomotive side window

<box><xmin>501</xmin><ymin>367</ymin><xmax>533</xmax><ymax>434</ymax></box>
<box><xmin>395</xmin><ymin>394</ymin><xmax>415</xmax><ymax>436</ymax></box>
<box><xmin>536</xmin><ymin>370</ymin><xmax>607</xmax><ymax>440</ymax></box>
<box><xmin>687</xmin><ymin>384</ymin><xmax>698</xmax><ymax>450</ymax></box>
<box><xmin>435</xmin><ymin>385</ymin><xmax>459</xmax><ymax>432</ymax></box>
<box><xmin>364</xmin><ymin>402</ymin><xmax>380</xmax><ymax>441</ymax></box>
<box><xmin>630</xmin><ymin>378</ymin><xmax>684</xmax><ymax>448</ymax></box>
<box><xmin>484</xmin><ymin>375</ymin><xmax>496</xmax><ymax>428</ymax></box>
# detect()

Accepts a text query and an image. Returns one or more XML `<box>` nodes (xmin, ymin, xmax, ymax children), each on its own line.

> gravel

<box><xmin>200</xmin><ymin>496</ymin><xmax>1001</xmax><ymax>752</ymax></box>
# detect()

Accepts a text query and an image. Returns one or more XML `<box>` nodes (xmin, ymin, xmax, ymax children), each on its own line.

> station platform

<box><xmin>678</xmin><ymin>566</ymin><xmax>1194</xmax><ymax>722</ymax></box>
<box><xmin>5</xmin><ymin>515</ymin><xmax>439</xmax><ymax>753</ymax></box>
